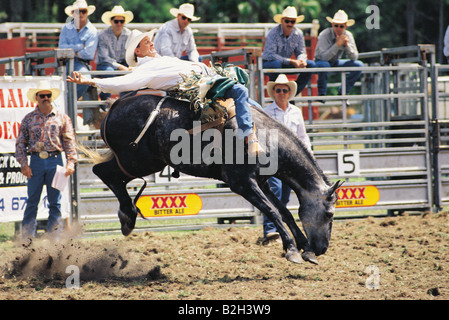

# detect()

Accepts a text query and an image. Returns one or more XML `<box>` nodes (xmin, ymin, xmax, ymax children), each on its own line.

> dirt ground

<box><xmin>0</xmin><ymin>212</ymin><xmax>448</xmax><ymax>300</ymax></box>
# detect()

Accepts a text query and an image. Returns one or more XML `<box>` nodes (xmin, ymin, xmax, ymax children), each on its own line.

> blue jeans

<box><xmin>263</xmin><ymin>59</ymin><xmax>317</xmax><ymax>95</ymax></box>
<box><xmin>96</xmin><ymin>63</ymin><xmax>115</xmax><ymax>100</ymax></box>
<box><xmin>74</xmin><ymin>58</ymin><xmax>91</xmax><ymax>99</ymax></box>
<box><xmin>314</xmin><ymin>59</ymin><xmax>363</xmax><ymax>95</ymax></box>
<box><xmin>263</xmin><ymin>177</ymin><xmax>292</xmax><ymax>236</ymax></box>
<box><xmin>22</xmin><ymin>154</ymin><xmax>63</xmax><ymax>239</ymax></box>
<box><xmin>96</xmin><ymin>62</ymin><xmax>130</xmax><ymax>101</ymax></box>
<box><xmin>223</xmin><ymin>83</ymin><xmax>262</xmax><ymax>139</ymax></box>
<box><xmin>180</xmin><ymin>55</ymin><xmax>203</xmax><ymax>62</ymax></box>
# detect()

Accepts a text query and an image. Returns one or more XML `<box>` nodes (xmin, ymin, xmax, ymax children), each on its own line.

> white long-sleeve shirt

<box><xmin>264</xmin><ymin>102</ymin><xmax>311</xmax><ymax>150</ymax></box>
<box><xmin>92</xmin><ymin>55</ymin><xmax>211</xmax><ymax>94</ymax></box>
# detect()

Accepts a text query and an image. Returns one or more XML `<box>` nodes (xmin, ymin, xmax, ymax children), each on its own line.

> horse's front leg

<box><xmin>260</xmin><ymin>182</ymin><xmax>318</xmax><ymax>265</ymax></box>
<box><xmin>227</xmin><ymin>177</ymin><xmax>303</xmax><ymax>264</ymax></box>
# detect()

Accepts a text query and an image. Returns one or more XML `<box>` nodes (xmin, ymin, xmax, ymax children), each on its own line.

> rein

<box><xmin>130</xmin><ymin>96</ymin><xmax>167</xmax><ymax>149</ymax></box>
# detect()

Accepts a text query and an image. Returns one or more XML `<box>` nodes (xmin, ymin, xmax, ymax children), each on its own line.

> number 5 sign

<box><xmin>337</xmin><ymin>151</ymin><xmax>360</xmax><ymax>176</ymax></box>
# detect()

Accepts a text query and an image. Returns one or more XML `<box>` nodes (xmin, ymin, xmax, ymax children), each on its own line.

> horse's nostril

<box><xmin>321</xmin><ymin>247</ymin><xmax>328</xmax><ymax>255</ymax></box>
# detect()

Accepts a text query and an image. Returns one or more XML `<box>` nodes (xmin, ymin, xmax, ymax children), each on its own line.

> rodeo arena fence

<box><xmin>0</xmin><ymin>22</ymin><xmax>448</xmax><ymax>236</ymax></box>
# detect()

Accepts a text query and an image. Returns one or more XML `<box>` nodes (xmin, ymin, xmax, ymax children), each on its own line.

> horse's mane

<box><xmin>252</xmin><ymin>107</ymin><xmax>332</xmax><ymax>187</ymax></box>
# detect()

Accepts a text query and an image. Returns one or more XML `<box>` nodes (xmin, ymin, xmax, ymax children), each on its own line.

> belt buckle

<box><xmin>39</xmin><ymin>151</ymin><xmax>49</xmax><ymax>159</ymax></box>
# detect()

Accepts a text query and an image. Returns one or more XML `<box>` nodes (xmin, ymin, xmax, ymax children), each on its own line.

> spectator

<box><xmin>314</xmin><ymin>10</ymin><xmax>363</xmax><ymax>96</ymax></box>
<box><xmin>15</xmin><ymin>81</ymin><xmax>77</xmax><ymax>241</ymax></box>
<box><xmin>96</xmin><ymin>5</ymin><xmax>134</xmax><ymax>100</ymax></box>
<box><xmin>59</xmin><ymin>0</ymin><xmax>98</xmax><ymax>100</ymax></box>
<box><xmin>153</xmin><ymin>3</ymin><xmax>201</xmax><ymax>62</ymax></box>
<box><xmin>262</xmin><ymin>6</ymin><xmax>316</xmax><ymax>96</ymax></box>
<box><xmin>262</xmin><ymin>74</ymin><xmax>311</xmax><ymax>243</ymax></box>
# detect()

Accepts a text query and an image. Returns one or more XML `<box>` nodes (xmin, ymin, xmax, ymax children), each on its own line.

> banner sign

<box><xmin>0</xmin><ymin>76</ymin><xmax>70</xmax><ymax>223</ymax></box>
<box><xmin>336</xmin><ymin>185</ymin><xmax>380</xmax><ymax>208</ymax></box>
<box><xmin>136</xmin><ymin>193</ymin><xmax>203</xmax><ymax>218</ymax></box>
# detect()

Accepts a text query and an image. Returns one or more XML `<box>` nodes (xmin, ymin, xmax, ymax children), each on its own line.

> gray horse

<box><xmin>88</xmin><ymin>94</ymin><xmax>342</xmax><ymax>264</ymax></box>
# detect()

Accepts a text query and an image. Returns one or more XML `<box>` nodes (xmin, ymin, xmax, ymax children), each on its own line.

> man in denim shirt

<box><xmin>153</xmin><ymin>3</ymin><xmax>201</xmax><ymax>62</ymax></box>
<box><xmin>262</xmin><ymin>6</ymin><xmax>316</xmax><ymax>96</ymax></box>
<box><xmin>59</xmin><ymin>0</ymin><xmax>98</xmax><ymax>100</ymax></box>
<box><xmin>96</xmin><ymin>5</ymin><xmax>133</xmax><ymax>100</ymax></box>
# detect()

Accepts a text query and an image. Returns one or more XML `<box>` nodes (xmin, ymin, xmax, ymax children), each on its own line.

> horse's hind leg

<box><xmin>93</xmin><ymin>159</ymin><xmax>136</xmax><ymax>236</ymax></box>
<box><xmin>227</xmin><ymin>177</ymin><xmax>302</xmax><ymax>264</ymax></box>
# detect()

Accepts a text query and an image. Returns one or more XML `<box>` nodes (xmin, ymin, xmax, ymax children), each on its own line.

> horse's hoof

<box><xmin>302</xmin><ymin>251</ymin><xmax>319</xmax><ymax>265</ymax></box>
<box><xmin>286</xmin><ymin>250</ymin><xmax>303</xmax><ymax>264</ymax></box>
<box><xmin>118</xmin><ymin>210</ymin><xmax>136</xmax><ymax>236</ymax></box>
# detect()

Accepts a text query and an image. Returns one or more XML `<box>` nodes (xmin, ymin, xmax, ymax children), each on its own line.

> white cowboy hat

<box><xmin>273</xmin><ymin>6</ymin><xmax>305</xmax><ymax>24</ymax></box>
<box><xmin>65</xmin><ymin>0</ymin><xmax>95</xmax><ymax>17</ymax></box>
<box><xmin>326</xmin><ymin>10</ymin><xmax>355</xmax><ymax>27</ymax></box>
<box><xmin>27</xmin><ymin>80</ymin><xmax>61</xmax><ymax>104</ymax></box>
<box><xmin>267</xmin><ymin>74</ymin><xmax>297</xmax><ymax>101</ymax></box>
<box><xmin>169</xmin><ymin>3</ymin><xmax>200</xmax><ymax>21</ymax></box>
<box><xmin>125</xmin><ymin>29</ymin><xmax>158</xmax><ymax>67</ymax></box>
<box><xmin>101</xmin><ymin>5</ymin><xmax>134</xmax><ymax>25</ymax></box>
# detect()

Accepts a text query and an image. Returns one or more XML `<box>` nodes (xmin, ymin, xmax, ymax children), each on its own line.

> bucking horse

<box><xmin>86</xmin><ymin>93</ymin><xmax>342</xmax><ymax>264</ymax></box>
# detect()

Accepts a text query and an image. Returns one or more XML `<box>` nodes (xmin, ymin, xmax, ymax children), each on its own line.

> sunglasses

<box><xmin>38</xmin><ymin>93</ymin><xmax>52</xmax><ymax>99</ymax></box>
<box><xmin>333</xmin><ymin>24</ymin><xmax>346</xmax><ymax>28</ymax></box>
<box><xmin>73</xmin><ymin>9</ymin><xmax>88</xmax><ymax>14</ymax></box>
<box><xmin>113</xmin><ymin>19</ymin><xmax>125</xmax><ymax>24</ymax></box>
<box><xmin>181</xmin><ymin>15</ymin><xmax>192</xmax><ymax>22</ymax></box>
<box><xmin>284</xmin><ymin>19</ymin><xmax>296</xmax><ymax>24</ymax></box>
<box><xmin>275</xmin><ymin>88</ymin><xmax>290</xmax><ymax>94</ymax></box>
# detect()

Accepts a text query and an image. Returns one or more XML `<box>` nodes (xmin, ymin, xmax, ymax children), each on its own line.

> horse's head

<box><xmin>299</xmin><ymin>180</ymin><xmax>343</xmax><ymax>256</ymax></box>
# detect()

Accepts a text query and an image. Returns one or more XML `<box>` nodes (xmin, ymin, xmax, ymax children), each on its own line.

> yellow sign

<box><xmin>336</xmin><ymin>185</ymin><xmax>380</xmax><ymax>208</ymax></box>
<box><xmin>136</xmin><ymin>193</ymin><xmax>203</xmax><ymax>217</ymax></box>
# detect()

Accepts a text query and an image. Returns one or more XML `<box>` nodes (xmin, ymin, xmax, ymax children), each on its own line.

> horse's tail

<box><xmin>76</xmin><ymin>143</ymin><xmax>114</xmax><ymax>165</ymax></box>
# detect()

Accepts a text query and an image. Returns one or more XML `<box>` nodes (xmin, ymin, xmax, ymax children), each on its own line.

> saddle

<box><xmin>187</xmin><ymin>98</ymin><xmax>236</xmax><ymax>135</ymax></box>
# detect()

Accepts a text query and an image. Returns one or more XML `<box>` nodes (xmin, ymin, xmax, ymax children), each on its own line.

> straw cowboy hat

<box><xmin>101</xmin><ymin>5</ymin><xmax>134</xmax><ymax>25</ymax></box>
<box><xmin>267</xmin><ymin>74</ymin><xmax>297</xmax><ymax>101</ymax></box>
<box><xmin>65</xmin><ymin>0</ymin><xmax>95</xmax><ymax>17</ymax></box>
<box><xmin>273</xmin><ymin>6</ymin><xmax>305</xmax><ymax>24</ymax></box>
<box><xmin>326</xmin><ymin>10</ymin><xmax>355</xmax><ymax>27</ymax></box>
<box><xmin>27</xmin><ymin>80</ymin><xmax>61</xmax><ymax>104</ymax></box>
<box><xmin>125</xmin><ymin>29</ymin><xmax>158</xmax><ymax>67</ymax></box>
<box><xmin>169</xmin><ymin>3</ymin><xmax>200</xmax><ymax>21</ymax></box>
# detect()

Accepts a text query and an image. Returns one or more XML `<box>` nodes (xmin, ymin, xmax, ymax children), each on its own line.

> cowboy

<box><xmin>59</xmin><ymin>0</ymin><xmax>98</xmax><ymax>100</ymax></box>
<box><xmin>262</xmin><ymin>74</ymin><xmax>311</xmax><ymax>243</ymax></box>
<box><xmin>96</xmin><ymin>5</ymin><xmax>134</xmax><ymax>100</ymax></box>
<box><xmin>15</xmin><ymin>81</ymin><xmax>77</xmax><ymax>240</ymax></box>
<box><xmin>67</xmin><ymin>30</ymin><xmax>264</xmax><ymax>155</ymax></box>
<box><xmin>262</xmin><ymin>6</ymin><xmax>316</xmax><ymax>96</ymax></box>
<box><xmin>314</xmin><ymin>10</ymin><xmax>363</xmax><ymax>96</ymax></box>
<box><xmin>153</xmin><ymin>3</ymin><xmax>201</xmax><ymax>62</ymax></box>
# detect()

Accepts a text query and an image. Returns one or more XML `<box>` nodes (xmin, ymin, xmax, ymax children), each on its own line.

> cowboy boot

<box><xmin>246</xmin><ymin>132</ymin><xmax>265</xmax><ymax>156</ymax></box>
